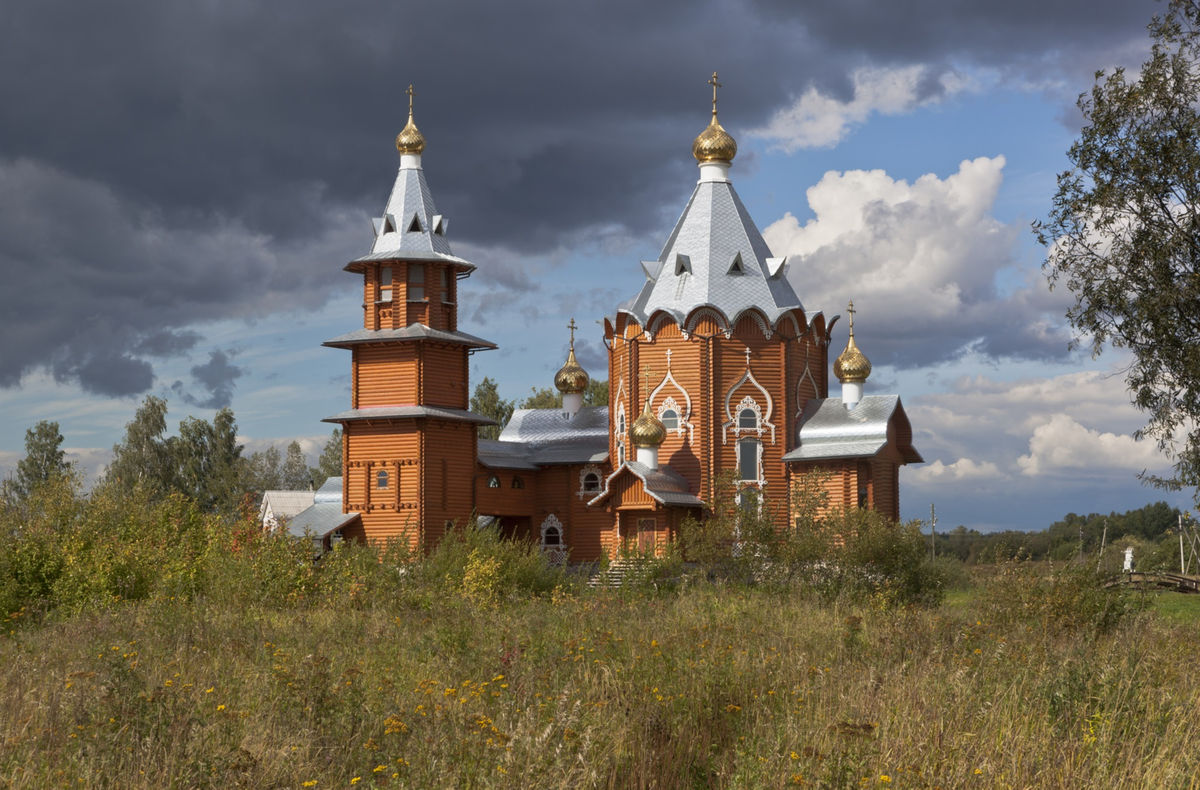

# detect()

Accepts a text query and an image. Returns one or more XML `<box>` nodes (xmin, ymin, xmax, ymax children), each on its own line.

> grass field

<box><xmin>2</xmin><ymin>563</ymin><xmax>1198</xmax><ymax>789</ymax></box>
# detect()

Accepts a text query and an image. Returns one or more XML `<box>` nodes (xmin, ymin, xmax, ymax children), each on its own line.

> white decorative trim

<box><xmin>577</xmin><ymin>464</ymin><xmax>603</xmax><ymax>499</ymax></box>
<box><xmin>775</xmin><ymin>311</ymin><xmax>803</xmax><ymax>338</ymax></box>
<box><xmin>685</xmin><ymin>306</ymin><xmax>729</xmax><ymax>337</ymax></box>
<box><xmin>647</xmin><ymin>312</ymin><xmax>681</xmax><ymax>338</ymax></box>
<box><xmin>648</xmin><ymin>349</ymin><xmax>694</xmax><ymax>441</ymax></box>
<box><xmin>795</xmin><ymin>360</ymin><xmax>817</xmax><ymax>420</ymax></box>
<box><xmin>722</xmin><ymin>354</ymin><xmax>777</xmax><ymax>444</ymax></box>
<box><xmin>734</xmin><ymin>309</ymin><xmax>772</xmax><ymax>340</ymax></box>
<box><xmin>540</xmin><ymin>514</ymin><xmax>567</xmax><ymax>566</ymax></box>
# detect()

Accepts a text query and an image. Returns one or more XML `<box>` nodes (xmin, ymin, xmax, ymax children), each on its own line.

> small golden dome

<box><xmin>834</xmin><ymin>300</ymin><xmax>872</xmax><ymax>384</ymax></box>
<box><xmin>554</xmin><ymin>348</ymin><xmax>589</xmax><ymax>395</ymax></box>
<box><xmin>395</xmin><ymin>84</ymin><xmax>426</xmax><ymax>155</ymax></box>
<box><xmin>554</xmin><ymin>318</ymin><xmax>590</xmax><ymax>395</ymax></box>
<box><xmin>692</xmin><ymin>71</ymin><xmax>737</xmax><ymax>163</ymax></box>
<box><xmin>630</xmin><ymin>402</ymin><xmax>667</xmax><ymax>448</ymax></box>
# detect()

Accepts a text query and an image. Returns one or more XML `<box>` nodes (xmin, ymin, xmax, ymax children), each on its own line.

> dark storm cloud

<box><xmin>176</xmin><ymin>349</ymin><xmax>244</xmax><ymax>410</ymax></box>
<box><xmin>0</xmin><ymin>0</ymin><xmax>1161</xmax><ymax>394</ymax></box>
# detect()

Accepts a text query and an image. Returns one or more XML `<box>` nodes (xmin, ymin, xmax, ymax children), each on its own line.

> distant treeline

<box><xmin>934</xmin><ymin>501</ymin><xmax>1184</xmax><ymax>565</ymax></box>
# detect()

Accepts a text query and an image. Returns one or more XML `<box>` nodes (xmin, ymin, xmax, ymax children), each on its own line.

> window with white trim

<box><xmin>737</xmin><ymin>437</ymin><xmax>760</xmax><ymax>481</ymax></box>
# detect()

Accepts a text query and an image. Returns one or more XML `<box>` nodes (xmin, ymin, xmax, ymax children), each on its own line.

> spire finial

<box><xmin>834</xmin><ymin>298</ymin><xmax>872</xmax><ymax>385</ymax></box>
<box><xmin>693</xmin><ymin>72</ymin><xmax>737</xmax><ymax>163</ymax></box>
<box><xmin>631</xmin><ymin>363</ymin><xmax>667</xmax><ymax>449</ymax></box>
<box><xmin>395</xmin><ymin>83</ymin><xmax>426</xmax><ymax>156</ymax></box>
<box><xmin>554</xmin><ymin>318</ymin><xmax>589</xmax><ymax>395</ymax></box>
<box><xmin>708</xmin><ymin>71</ymin><xmax>722</xmax><ymax>118</ymax></box>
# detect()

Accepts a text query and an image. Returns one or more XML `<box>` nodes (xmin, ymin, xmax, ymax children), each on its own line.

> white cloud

<box><xmin>749</xmin><ymin>66</ymin><xmax>973</xmax><ymax>151</ymax></box>
<box><xmin>910</xmin><ymin>457</ymin><xmax>1002</xmax><ymax>483</ymax></box>
<box><xmin>1016</xmin><ymin>413</ymin><xmax>1164</xmax><ymax>477</ymax></box>
<box><xmin>764</xmin><ymin>156</ymin><xmax>1070</xmax><ymax>366</ymax></box>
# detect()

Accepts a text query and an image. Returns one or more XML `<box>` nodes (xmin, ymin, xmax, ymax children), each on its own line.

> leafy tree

<box><xmin>583</xmin><ymin>378</ymin><xmax>609</xmax><ymax>407</ymax></box>
<box><xmin>519</xmin><ymin>386</ymin><xmax>561</xmax><ymax>410</ymax></box>
<box><xmin>1</xmin><ymin>421</ymin><xmax>70</xmax><ymax>502</ymax></box>
<box><xmin>310</xmin><ymin>429</ymin><xmax>342</xmax><ymax>489</ymax></box>
<box><xmin>104</xmin><ymin>396</ymin><xmax>174</xmax><ymax>495</ymax></box>
<box><xmin>281</xmin><ymin>441</ymin><xmax>311</xmax><ymax>490</ymax></box>
<box><xmin>240</xmin><ymin>445</ymin><xmax>283</xmax><ymax>496</ymax></box>
<box><xmin>471</xmin><ymin>377</ymin><xmax>515</xmax><ymax>439</ymax></box>
<box><xmin>1036</xmin><ymin>0</ymin><xmax>1200</xmax><ymax>497</ymax></box>
<box><xmin>173</xmin><ymin>408</ymin><xmax>243</xmax><ymax>515</ymax></box>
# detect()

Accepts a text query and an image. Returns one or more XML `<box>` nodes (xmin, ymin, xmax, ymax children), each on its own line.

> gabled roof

<box><xmin>587</xmin><ymin>461</ymin><xmax>704</xmax><ymax>508</ymax></box>
<box><xmin>260</xmin><ymin>490</ymin><xmax>315</xmax><ymax>518</ymax></box>
<box><xmin>323</xmin><ymin>406</ymin><xmax>495</xmax><ymax>425</ymax></box>
<box><xmin>286</xmin><ymin>503</ymin><xmax>360</xmax><ymax>540</ymax></box>
<box><xmin>345</xmin><ymin>161</ymin><xmax>474</xmax><ymax>272</ymax></box>
<box><xmin>783</xmin><ymin>395</ymin><xmax>923</xmax><ymax>463</ymax></box>
<box><xmin>618</xmin><ymin>178</ymin><xmax>804</xmax><ymax>327</ymax></box>
<box><xmin>323</xmin><ymin>325</ymin><xmax>497</xmax><ymax>350</ymax></box>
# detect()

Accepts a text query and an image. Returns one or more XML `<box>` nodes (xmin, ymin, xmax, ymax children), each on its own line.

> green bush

<box><xmin>983</xmin><ymin>560</ymin><xmax>1138</xmax><ymax>635</ymax></box>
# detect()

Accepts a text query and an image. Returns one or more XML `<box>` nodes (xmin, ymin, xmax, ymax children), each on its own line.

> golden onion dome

<box><xmin>554</xmin><ymin>318</ymin><xmax>590</xmax><ymax>395</ymax></box>
<box><xmin>692</xmin><ymin>71</ymin><xmax>737</xmax><ymax>163</ymax></box>
<box><xmin>554</xmin><ymin>348</ymin><xmax>589</xmax><ymax>395</ymax></box>
<box><xmin>630</xmin><ymin>402</ymin><xmax>667</xmax><ymax>448</ymax></box>
<box><xmin>692</xmin><ymin>115</ymin><xmax>738</xmax><ymax>163</ymax></box>
<box><xmin>395</xmin><ymin>84</ymin><xmax>426</xmax><ymax>155</ymax></box>
<box><xmin>833</xmin><ymin>300</ymin><xmax>872</xmax><ymax>384</ymax></box>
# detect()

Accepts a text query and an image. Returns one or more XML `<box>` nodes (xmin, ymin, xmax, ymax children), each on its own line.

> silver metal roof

<box><xmin>345</xmin><ymin>161</ymin><xmax>475</xmax><ymax>271</ymax></box>
<box><xmin>323</xmin><ymin>406</ymin><xmax>495</xmax><ymax>425</ymax></box>
<box><xmin>286</xmin><ymin>502</ymin><xmax>360</xmax><ymax>539</ymax></box>
<box><xmin>485</xmin><ymin>406</ymin><xmax>610</xmax><ymax>466</ymax></box>
<box><xmin>260</xmin><ymin>490</ymin><xmax>315</xmax><ymax>518</ymax></box>
<box><xmin>323</xmin><ymin>326</ymin><xmax>497</xmax><ymax>350</ymax></box>
<box><xmin>499</xmin><ymin>406</ymin><xmax>608</xmax><ymax>444</ymax></box>
<box><xmin>587</xmin><ymin>461</ymin><xmax>704</xmax><ymax>508</ymax></box>
<box><xmin>783</xmin><ymin>395</ymin><xmax>923</xmax><ymax>463</ymax></box>
<box><xmin>314</xmin><ymin>476</ymin><xmax>342</xmax><ymax>504</ymax></box>
<box><xmin>619</xmin><ymin>178</ymin><xmax>805</xmax><ymax>327</ymax></box>
<box><xmin>477</xmin><ymin>440</ymin><xmax>540</xmax><ymax>470</ymax></box>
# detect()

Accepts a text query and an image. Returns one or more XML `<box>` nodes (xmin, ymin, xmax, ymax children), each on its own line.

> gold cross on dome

<box><xmin>406</xmin><ymin>84</ymin><xmax>415</xmax><ymax>116</ymax></box>
<box><xmin>708</xmin><ymin>72</ymin><xmax>722</xmax><ymax>115</ymax></box>
<box><xmin>567</xmin><ymin>317</ymin><xmax>577</xmax><ymax>348</ymax></box>
<box><xmin>847</xmin><ymin>300</ymin><xmax>856</xmax><ymax>333</ymax></box>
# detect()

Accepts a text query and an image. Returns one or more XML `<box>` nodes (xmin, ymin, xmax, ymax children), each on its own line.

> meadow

<box><xmin>2</xmin><ymin>485</ymin><xmax>1199</xmax><ymax>788</ymax></box>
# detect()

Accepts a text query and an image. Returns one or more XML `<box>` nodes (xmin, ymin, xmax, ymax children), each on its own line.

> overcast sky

<box><xmin>0</xmin><ymin>0</ymin><xmax>1189</xmax><ymax>531</ymax></box>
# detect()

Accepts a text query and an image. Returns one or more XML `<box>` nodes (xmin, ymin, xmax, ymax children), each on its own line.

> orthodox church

<box><xmin>317</xmin><ymin>77</ymin><xmax>921</xmax><ymax>561</ymax></box>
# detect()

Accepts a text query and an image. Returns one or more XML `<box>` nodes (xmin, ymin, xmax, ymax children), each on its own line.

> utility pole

<box><xmin>930</xmin><ymin>503</ymin><xmax>936</xmax><ymax>561</ymax></box>
<box><xmin>1097</xmin><ymin>518</ymin><xmax>1108</xmax><ymax>573</ymax></box>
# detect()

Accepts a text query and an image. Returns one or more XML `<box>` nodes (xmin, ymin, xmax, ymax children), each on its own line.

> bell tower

<box><xmin>324</xmin><ymin>86</ymin><xmax>496</xmax><ymax>548</ymax></box>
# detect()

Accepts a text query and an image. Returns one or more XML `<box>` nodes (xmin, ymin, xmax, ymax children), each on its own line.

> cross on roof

<box><xmin>847</xmin><ymin>299</ymin><xmax>856</xmax><ymax>334</ymax></box>
<box><xmin>406</xmin><ymin>84</ymin><xmax>415</xmax><ymax>117</ymax></box>
<box><xmin>567</xmin><ymin>317</ymin><xmax>577</xmax><ymax>349</ymax></box>
<box><xmin>708</xmin><ymin>71</ymin><xmax>722</xmax><ymax>116</ymax></box>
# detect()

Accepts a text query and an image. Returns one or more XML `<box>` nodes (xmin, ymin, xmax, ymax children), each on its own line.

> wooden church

<box><xmin>318</xmin><ymin>78</ymin><xmax>922</xmax><ymax>561</ymax></box>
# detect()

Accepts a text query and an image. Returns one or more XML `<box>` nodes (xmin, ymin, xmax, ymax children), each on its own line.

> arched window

<box><xmin>376</xmin><ymin>470</ymin><xmax>389</xmax><ymax>489</ymax></box>
<box><xmin>618</xmin><ymin>410</ymin><xmax>626</xmax><ymax>434</ymax></box>
<box><xmin>582</xmin><ymin>472</ymin><xmax>600</xmax><ymax>493</ymax></box>
<box><xmin>737</xmin><ymin>437</ymin><xmax>760</xmax><ymax>481</ymax></box>
<box><xmin>512</xmin><ymin>476</ymin><xmax>524</xmax><ymax>489</ymax></box>
<box><xmin>661</xmin><ymin>408</ymin><xmax>679</xmax><ymax>432</ymax></box>
<box><xmin>487</xmin><ymin>475</ymin><xmax>500</xmax><ymax>488</ymax></box>
<box><xmin>739</xmin><ymin>407</ymin><xmax>757</xmax><ymax>429</ymax></box>
<box><xmin>543</xmin><ymin>525</ymin><xmax>561</xmax><ymax>546</ymax></box>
